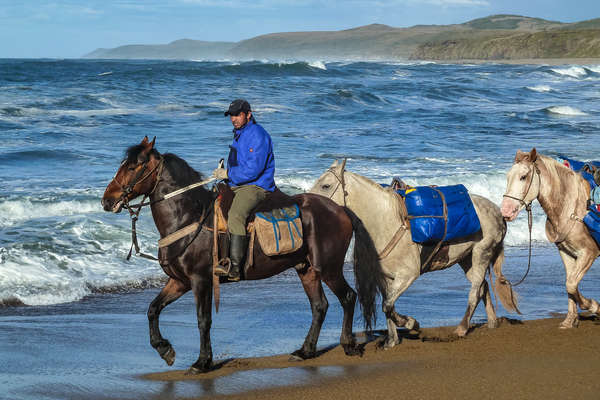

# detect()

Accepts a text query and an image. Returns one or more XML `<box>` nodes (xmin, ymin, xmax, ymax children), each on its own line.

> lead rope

<box><xmin>505</xmin><ymin>204</ymin><xmax>533</xmax><ymax>287</ymax></box>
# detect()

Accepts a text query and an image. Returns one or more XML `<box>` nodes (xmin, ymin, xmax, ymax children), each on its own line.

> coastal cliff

<box><xmin>83</xmin><ymin>15</ymin><xmax>600</xmax><ymax>61</ymax></box>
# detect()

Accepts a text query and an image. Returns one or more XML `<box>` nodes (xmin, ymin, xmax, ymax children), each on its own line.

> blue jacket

<box><xmin>227</xmin><ymin>120</ymin><xmax>276</xmax><ymax>192</ymax></box>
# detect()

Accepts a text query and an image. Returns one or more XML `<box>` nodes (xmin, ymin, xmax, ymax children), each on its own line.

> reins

<box><xmin>501</xmin><ymin>162</ymin><xmax>540</xmax><ymax>287</ymax></box>
<box><xmin>111</xmin><ymin>155</ymin><xmax>217</xmax><ymax>261</ymax></box>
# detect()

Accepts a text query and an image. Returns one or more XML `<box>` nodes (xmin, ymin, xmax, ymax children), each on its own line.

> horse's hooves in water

<box><xmin>289</xmin><ymin>349</ymin><xmax>315</xmax><ymax>361</ymax></box>
<box><xmin>160</xmin><ymin>346</ymin><xmax>176</xmax><ymax>366</ymax></box>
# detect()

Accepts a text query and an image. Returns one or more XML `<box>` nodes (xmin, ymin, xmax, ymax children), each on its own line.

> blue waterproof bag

<box><xmin>584</xmin><ymin>209</ymin><xmax>600</xmax><ymax>248</ymax></box>
<box><xmin>558</xmin><ymin>155</ymin><xmax>600</xmax><ymax>189</ymax></box>
<box><xmin>402</xmin><ymin>184</ymin><xmax>481</xmax><ymax>244</ymax></box>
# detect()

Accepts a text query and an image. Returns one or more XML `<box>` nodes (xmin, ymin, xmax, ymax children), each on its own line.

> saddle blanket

<box><xmin>254</xmin><ymin>204</ymin><xmax>303</xmax><ymax>256</ymax></box>
<box><xmin>559</xmin><ymin>155</ymin><xmax>600</xmax><ymax>247</ymax></box>
<box><xmin>396</xmin><ymin>184</ymin><xmax>481</xmax><ymax>244</ymax></box>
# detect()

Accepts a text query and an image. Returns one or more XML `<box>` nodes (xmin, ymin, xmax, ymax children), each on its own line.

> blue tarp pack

<box><xmin>399</xmin><ymin>184</ymin><xmax>481</xmax><ymax>244</ymax></box>
<box><xmin>584</xmin><ymin>209</ymin><xmax>600</xmax><ymax>248</ymax></box>
<box><xmin>558</xmin><ymin>155</ymin><xmax>600</xmax><ymax>189</ymax></box>
<box><xmin>558</xmin><ymin>155</ymin><xmax>600</xmax><ymax>247</ymax></box>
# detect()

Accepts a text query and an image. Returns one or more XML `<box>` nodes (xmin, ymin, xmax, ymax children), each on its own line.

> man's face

<box><xmin>230</xmin><ymin>111</ymin><xmax>251</xmax><ymax>130</ymax></box>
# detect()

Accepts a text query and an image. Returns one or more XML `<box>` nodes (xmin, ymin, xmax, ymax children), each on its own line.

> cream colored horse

<box><xmin>501</xmin><ymin>148</ymin><xmax>600</xmax><ymax>328</ymax></box>
<box><xmin>311</xmin><ymin>160</ymin><xmax>519</xmax><ymax>348</ymax></box>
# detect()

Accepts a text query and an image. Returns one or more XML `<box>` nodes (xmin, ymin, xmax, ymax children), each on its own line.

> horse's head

<box><xmin>501</xmin><ymin>148</ymin><xmax>541</xmax><ymax>221</ymax></box>
<box><xmin>101</xmin><ymin>136</ymin><xmax>162</xmax><ymax>213</ymax></box>
<box><xmin>309</xmin><ymin>159</ymin><xmax>347</xmax><ymax>205</ymax></box>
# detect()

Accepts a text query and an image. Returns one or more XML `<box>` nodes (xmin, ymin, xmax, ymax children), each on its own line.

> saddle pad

<box><xmin>255</xmin><ymin>204</ymin><xmax>303</xmax><ymax>256</ymax></box>
<box><xmin>401</xmin><ymin>184</ymin><xmax>481</xmax><ymax>244</ymax></box>
<box><xmin>558</xmin><ymin>155</ymin><xmax>600</xmax><ymax>189</ymax></box>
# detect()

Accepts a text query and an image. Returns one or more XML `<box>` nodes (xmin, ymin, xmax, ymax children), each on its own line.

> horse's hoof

<box><xmin>383</xmin><ymin>338</ymin><xmax>398</xmax><ymax>350</ymax></box>
<box><xmin>289</xmin><ymin>349</ymin><xmax>314</xmax><ymax>361</ymax></box>
<box><xmin>160</xmin><ymin>346</ymin><xmax>176</xmax><ymax>366</ymax></box>
<box><xmin>559</xmin><ymin>318</ymin><xmax>579</xmax><ymax>329</ymax></box>
<box><xmin>187</xmin><ymin>359</ymin><xmax>212</xmax><ymax>374</ymax></box>
<box><xmin>343</xmin><ymin>343</ymin><xmax>364</xmax><ymax>357</ymax></box>
<box><xmin>487</xmin><ymin>319</ymin><xmax>499</xmax><ymax>329</ymax></box>
<box><xmin>454</xmin><ymin>326</ymin><xmax>468</xmax><ymax>337</ymax></box>
<box><xmin>406</xmin><ymin>317</ymin><xmax>420</xmax><ymax>332</ymax></box>
<box><xmin>185</xmin><ymin>366</ymin><xmax>203</xmax><ymax>375</ymax></box>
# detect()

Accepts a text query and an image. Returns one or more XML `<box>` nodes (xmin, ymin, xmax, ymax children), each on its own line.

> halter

<box><xmin>502</xmin><ymin>162</ymin><xmax>541</xmax><ymax>214</ymax></box>
<box><xmin>501</xmin><ymin>161</ymin><xmax>541</xmax><ymax>287</ymax></box>
<box><xmin>324</xmin><ymin>167</ymin><xmax>349</xmax><ymax>207</ymax></box>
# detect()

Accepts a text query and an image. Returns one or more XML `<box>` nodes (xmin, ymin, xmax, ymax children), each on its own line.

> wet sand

<box><xmin>145</xmin><ymin>315</ymin><xmax>600</xmax><ymax>399</ymax></box>
<box><xmin>424</xmin><ymin>58</ymin><xmax>600</xmax><ymax>65</ymax></box>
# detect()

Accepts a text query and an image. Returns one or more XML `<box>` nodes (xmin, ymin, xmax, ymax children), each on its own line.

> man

<box><xmin>213</xmin><ymin>99</ymin><xmax>276</xmax><ymax>281</ymax></box>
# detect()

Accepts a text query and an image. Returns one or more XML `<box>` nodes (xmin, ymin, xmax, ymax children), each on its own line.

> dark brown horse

<box><xmin>101</xmin><ymin>137</ymin><xmax>361</xmax><ymax>373</ymax></box>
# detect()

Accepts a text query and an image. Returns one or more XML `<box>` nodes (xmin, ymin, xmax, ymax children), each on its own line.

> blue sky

<box><xmin>1</xmin><ymin>0</ymin><xmax>599</xmax><ymax>58</ymax></box>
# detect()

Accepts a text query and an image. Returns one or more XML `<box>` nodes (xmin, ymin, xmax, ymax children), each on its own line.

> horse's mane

<box><xmin>162</xmin><ymin>153</ymin><xmax>205</xmax><ymax>187</ymax></box>
<box><xmin>537</xmin><ymin>154</ymin><xmax>588</xmax><ymax>190</ymax></box>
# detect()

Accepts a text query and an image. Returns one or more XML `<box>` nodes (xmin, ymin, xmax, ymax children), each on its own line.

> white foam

<box><xmin>308</xmin><ymin>61</ymin><xmax>327</xmax><ymax>70</ymax></box>
<box><xmin>0</xmin><ymin>198</ymin><xmax>100</xmax><ymax>227</ymax></box>
<box><xmin>551</xmin><ymin>66</ymin><xmax>587</xmax><ymax>78</ymax></box>
<box><xmin>526</xmin><ymin>85</ymin><xmax>552</xmax><ymax>92</ymax></box>
<box><xmin>546</xmin><ymin>106</ymin><xmax>588</xmax><ymax>116</ymax></box>
<box><xmin>156</xmin><ymin>103</ymin><xmax>184</xmax><ymax>112</ymax></box>
<box><xmin>587</xmin><ymin>65</ymin><xmax>600</xmax><ymax>74</ymax></box>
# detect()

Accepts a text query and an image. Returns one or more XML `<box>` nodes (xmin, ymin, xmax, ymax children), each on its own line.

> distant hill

<box><xmin>85</xmin><ymin>39</ymin><xmax>235</xmax><ymax>60</ymax></box>
<box><xmin>83</xmin><ymin>15</ymin><xmax>600</xmax><ymax>61</ymax></box>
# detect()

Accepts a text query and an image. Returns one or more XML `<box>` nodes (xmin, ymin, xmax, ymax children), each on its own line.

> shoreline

<box><xmin>143</xmin><ymin>315</ymin><xmax>600</xmax><ymax>399</ymax></box>
<box><xmin>413</xmin><ymin>57</ymin><xmax>600</xmax><ymax>65</ymax></box>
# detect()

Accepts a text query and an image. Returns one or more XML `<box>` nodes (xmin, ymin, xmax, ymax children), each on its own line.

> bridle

<box><xmin>112</xmin><ymin>155</ymin><xmax>165</xmax><ymax>210</ymax></box>
<box><xmin>501</xmin><ymin>161</ymin><xmax>541</xmax><ymax>287</ymax></box>
<box><xmin>502</xmin><ymin>162</ymin><xmax>541</xmax><ymax>215</ymax></box>
<box><xmin>324</xmin><ymin>167</ymin><xmax>349</xmax><ymax>207</ymax></box>
<box><xmin>111</xmin><ymin>155</ymin><xmax>165</xmax><ymax>260</ymax></box>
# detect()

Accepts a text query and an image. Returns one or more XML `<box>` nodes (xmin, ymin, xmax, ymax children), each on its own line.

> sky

<box><xmin>1</xmin><ymin>0</ymin><xmax>599</xmax><ymax>58</ymax></box>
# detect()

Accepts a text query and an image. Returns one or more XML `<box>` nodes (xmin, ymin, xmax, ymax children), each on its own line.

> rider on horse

<box><xmin>213</xmin><ymin>99</ymin><xmax>276</xmax><ymax>281</ymax></box>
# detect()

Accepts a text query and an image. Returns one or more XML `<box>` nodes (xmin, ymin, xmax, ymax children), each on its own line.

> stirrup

<box><xmin>214</xmin><ymin>258</ymin><xmax>231</xmax><ymax>276</ymax></box>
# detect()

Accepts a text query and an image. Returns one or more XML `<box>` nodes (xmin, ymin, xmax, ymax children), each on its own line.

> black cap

<box><xmin>224</xmin><ymin>99</ymin><xmax>251</xmax><ymax>116</ymax></box>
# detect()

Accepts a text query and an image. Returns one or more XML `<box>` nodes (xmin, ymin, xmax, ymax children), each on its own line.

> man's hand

<box><xmin>213</xmin><ymin>167</ymin><xmax>228</xmax><ymax>180</ymax></box>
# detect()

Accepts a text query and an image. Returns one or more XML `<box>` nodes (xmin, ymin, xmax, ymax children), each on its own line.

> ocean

<box><xmin>1</xmin><ymin>59</ymin><xmax>599</xmax><ymax>399</ymax></box>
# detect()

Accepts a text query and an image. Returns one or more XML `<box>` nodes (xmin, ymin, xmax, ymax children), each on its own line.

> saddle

<box><xmin>213</xmin><ymin>184</ymin><xmax>304</xmax><ymax>269</ymax></box>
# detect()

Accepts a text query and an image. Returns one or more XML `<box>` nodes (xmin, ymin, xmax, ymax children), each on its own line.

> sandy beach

<box><xmin>144</xmin><ymin>315</ymin><xmax>600</xmax><ymax>400</ymax></box>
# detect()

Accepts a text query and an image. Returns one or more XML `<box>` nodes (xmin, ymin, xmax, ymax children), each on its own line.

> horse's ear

<box><xmin>330</xmin><ymin>160</ymin><xmax>339</xmax><ymax>168</ymax></box>
<box><xmin>341</xmin><ymin>158</ymin><xmax>347</xmax><ymax>170</ymax></box>
<box><xmin>141</xmin><ymin>136</ymin><xmax>149</xmax><ymax>145</ymax></box>
<box><xmin>149</xmin><ymin>136</ymin><xmax>156</xmax><ymax>149</ymax></box>
<box><xmin>514</xmin><ymin>150</ymin><xmax>526</xmax><ymax>162</ymax></box>
<box><xmin>530</xmin><ymin>148</ymin><xmax>537</xmax><ymax>162</ymax></box>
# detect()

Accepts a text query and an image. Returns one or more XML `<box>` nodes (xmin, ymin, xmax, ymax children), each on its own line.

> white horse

<box><xmin>501</xmin><ymin>148</ymin><xmax>600</xmax><ymax>329</ymax></box>
<box><xmin>311</xmin><ymin>160</ymin><xmax>519</xmax><ymax>348</ymax></box>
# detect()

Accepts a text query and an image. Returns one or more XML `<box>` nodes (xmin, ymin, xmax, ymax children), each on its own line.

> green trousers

<box><xmin>228</xmin><ymin>185</ymin><xmax>269</xmax><ymax>236</ymax></box>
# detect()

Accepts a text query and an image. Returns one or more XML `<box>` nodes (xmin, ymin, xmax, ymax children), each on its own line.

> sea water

<box><xmin>1</xmin><ymin>59</ymin><xmax>600</xmax><ymax>399</ymax></box>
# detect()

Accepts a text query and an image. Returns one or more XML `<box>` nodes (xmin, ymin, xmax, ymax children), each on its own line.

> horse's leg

<box><xmin>381</xmin><ymin>271</ymin><xmax>419</xmax><ymax>349</ymax></box>
<box><xmin>187</xmin><ymin>273</ymin><xmax>213</xmax><ymax>374</ymax></box>
<box><xmin>323</xmin><ymin>269</ymin><xmax>361</xmax><ymax>356</ymax></box>
<box><xmin>148</xmin><ymin>278</ymin><xmax>190</xmax><ymax>366</ymax></box>
<box><xmin>456</xmin><ymin>251</ymin><xmax>495</xmax><ymax>337</ymax></box>
<box><xmin>389</xmin><ymin>308</ymin><xmax>420</xmax><ymax>331</ymax></box>
<box><xmin>558</xmin><ymin>249</ymin><xmax>598</xmax><ymax>328</ymax></box>
<box><xmin>291</xmin><ymin>266</ymin><xmax>328</xmax><ymax>361</ymax></box>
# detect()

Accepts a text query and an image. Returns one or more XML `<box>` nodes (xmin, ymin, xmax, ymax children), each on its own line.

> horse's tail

<box><xmin>345</xmin><ymin>207</ymin><xmax>386</xmax><ymax>332</ymax></box>
<box><xmin>491</xmin><ymin>243</ymin><xmax>521</xmax><ymax>314</ymax></box>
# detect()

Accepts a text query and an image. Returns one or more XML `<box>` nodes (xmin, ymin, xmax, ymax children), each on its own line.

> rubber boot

<box><xmin>227</xmin><ymin>234</ymin><xmax>247</xmax><ymax>282</ymax></box>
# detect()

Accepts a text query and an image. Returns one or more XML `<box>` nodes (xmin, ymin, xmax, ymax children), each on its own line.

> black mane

<box><xmin>162</xmin><ymin>153</ymin><xmax>205</xmax><ymax>187</ymax></box>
